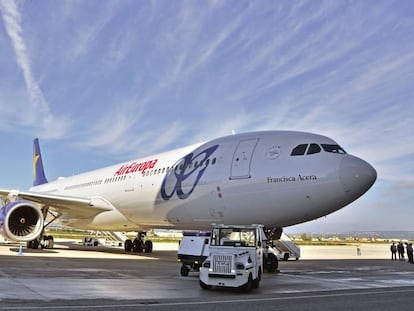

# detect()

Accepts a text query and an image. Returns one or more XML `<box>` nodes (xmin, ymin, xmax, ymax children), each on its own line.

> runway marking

<box><xmin>277</xmin><ymin>271</ymin><xmax>414</xmax><ymax>290</ymax></box>
<box><xmin>1</xmin><ymin>287</ymin><xmax>414</xmax><ymax>309</ymax></box>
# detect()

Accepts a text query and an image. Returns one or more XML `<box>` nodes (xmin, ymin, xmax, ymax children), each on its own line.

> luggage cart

<box><xmin>177</xmin><ymin>231</ymin><xmax>211</xmax><ymax>276</ymax></box>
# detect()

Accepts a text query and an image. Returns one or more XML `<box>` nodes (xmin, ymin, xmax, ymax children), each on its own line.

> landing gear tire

<box><xmin>41</xmin><ymin>236</ymin><xmax>54</xmax><ymax>249</ymax></box>
<box><xmin>132</xmin><ymin>238</ymin><xmax>143</xmax><ymax>253</ymax></box>
<box><xmin>47</xmin><ymin>236</ymin><xmax>54</xmax><ymax>248</ymax></box>
<box><xmin>199</xmin><ymin>280</ymin><xmax>212</xmax><ymax>290</ymax></box>
<box><xmin>265</xmin><ymin>253</ymin><xmax>278</xmax><ymax>272</ymax></box>
<box><xmin>124</xmin><ymin>239</ymin><xmax>133</xmax><ymax>252</ymax></box>
<box><xmin>27</xmin><ymin>239</ymin><xmax>39</xmax><ymax>249</ymax></box>
<box><xmin>180</xmin><ymin>265</ymin><xmax>190</xmax><ymax>277</ymax></box>
<box><xmin>144</xmin><ymin>240</ymin><xmax>153</xmax><ymax>253</ymax></box>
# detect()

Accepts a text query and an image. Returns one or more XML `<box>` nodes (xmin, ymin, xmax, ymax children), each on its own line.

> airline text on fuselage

<box><xmin>114</xmin><ymin>159</ymin><xmax>158</xmax><ymax>176</ymax></box>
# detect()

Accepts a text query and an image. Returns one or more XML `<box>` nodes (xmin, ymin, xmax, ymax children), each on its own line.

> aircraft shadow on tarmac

<box><xmin>9</xmin><ymin>247</ymin><xmax>59</xmax><ymax>254</ymax></box>
<box><xmin>53</xmin><ymin>241</ymin><xmax>178</xmax><ymax>259</ymax></box>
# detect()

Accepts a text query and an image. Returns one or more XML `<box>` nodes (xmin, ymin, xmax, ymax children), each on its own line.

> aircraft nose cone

<box><xmin>340</xmin><ymin>156</ymin><xmax>377</xmax><ymax>199</ymax></box>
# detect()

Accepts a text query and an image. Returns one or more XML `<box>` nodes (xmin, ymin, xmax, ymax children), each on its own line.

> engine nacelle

<box><xmin>0</xmin><ymin>200</ymin><xmax>44</xmax><ymax>242</ymax></box>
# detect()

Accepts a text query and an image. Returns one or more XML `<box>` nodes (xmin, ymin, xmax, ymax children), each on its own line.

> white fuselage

<box><xmin>29</xmin><ymin>131</ymin><xmax>377</xmax><ymax>231</ymax></box>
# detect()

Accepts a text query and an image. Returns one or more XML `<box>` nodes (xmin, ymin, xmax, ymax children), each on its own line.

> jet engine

<box><xmin>0</xmin><ymin>200</ymin><xmax>44</xmax><ymax>241</ymax></box>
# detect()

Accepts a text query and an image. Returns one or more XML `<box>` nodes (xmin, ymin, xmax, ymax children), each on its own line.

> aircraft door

<box><xmin>125</xmin><ymin>174</ymin><xmax>135</xmax><ymax>192</ymax></box>
<box><xmin>230</xmin><ymin>138</ymin><xmax>259</xmax><ymax>179</ymax></box>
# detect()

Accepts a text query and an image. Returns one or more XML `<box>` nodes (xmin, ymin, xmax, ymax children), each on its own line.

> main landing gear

<box><xmin>124</xmin><ymin>232</ymin><xmax>153</xmax><ymax>253</ymax></box>
<box><xmin>26</xmin><ymin>209</ymin><xmax>58</xmax><ymax>249</ymax></box>
<box><xmin>26</xmin><ymin>235</ymin><xmax>55</xmax><ymax>249</ymax></box>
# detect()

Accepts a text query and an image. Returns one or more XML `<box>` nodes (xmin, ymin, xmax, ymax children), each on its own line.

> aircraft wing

<box><xmin>0</xmin><ymin>188</ymin><xmax>112</xmax><ymax>218</ymax></box>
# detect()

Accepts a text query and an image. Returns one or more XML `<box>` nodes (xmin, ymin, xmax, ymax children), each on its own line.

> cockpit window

<box><xmin>307</xmin><ymin>143</ymin><xmax>321</xmax><ymax>155</ymax></box>
<box><xmin>321</xmin><ymin>144</ymin><xmax>346</xmax><ymax>154</ymax></box>
<box><xmin>291</xmin><ymin>144</ymin><xmax>308</xmax><ymax>156</ymax></box>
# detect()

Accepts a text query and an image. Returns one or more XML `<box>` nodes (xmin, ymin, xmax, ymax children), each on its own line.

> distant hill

<box><xmin>287</xmin><ymin>231</ymin><xmax>414</xmax><ymax>241</ymax></box>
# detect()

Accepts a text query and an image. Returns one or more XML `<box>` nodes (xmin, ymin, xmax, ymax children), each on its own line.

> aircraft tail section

<box><xmin>33</xmin><ymin>138</ymin><xmax>48</xmax><ymax>186</ymax></box>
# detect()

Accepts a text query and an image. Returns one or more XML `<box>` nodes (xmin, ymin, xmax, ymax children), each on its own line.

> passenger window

<box><xmin>291</xmin><ymin>144</ymin><xmax>308</xmax><ymax>156</ymax></box>
<box><xmin>321</xmin><ymin>144</ymin><xmax>346</xmax><ymax>154</ymax></box>
<box><xmin>307</xmin><ymin>144</ymin><xmax>321</xmax><ymax>155</ymax></box>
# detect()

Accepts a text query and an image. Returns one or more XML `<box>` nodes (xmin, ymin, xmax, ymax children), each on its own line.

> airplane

<box><xmin>0</xmin><ymin>130</ymin><xmax>376</xmax><ymax>253</ymax></box>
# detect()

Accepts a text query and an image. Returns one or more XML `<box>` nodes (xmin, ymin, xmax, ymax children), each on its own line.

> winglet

<box><xmin>33</xmin><ymin>138</ymin><xmax>48</xmax><ymax>186</ymax></box>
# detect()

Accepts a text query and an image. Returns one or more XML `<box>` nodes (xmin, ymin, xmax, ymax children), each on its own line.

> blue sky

<box><xmin>0</xmin><ymin>0</ymin><xmax>413</xmax><ymax>233</ymax></box>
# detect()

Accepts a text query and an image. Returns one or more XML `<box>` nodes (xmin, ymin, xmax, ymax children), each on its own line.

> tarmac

<box><xmin>0</xmin><ymin>240</ymin><xmax>413</xmax><ymax>310</ymax></box>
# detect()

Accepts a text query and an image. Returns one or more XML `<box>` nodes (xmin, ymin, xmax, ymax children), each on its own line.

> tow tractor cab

<box><xmin>199</xmin><ymin>224</ymin><xmax>277</xmax><ymax>292</ymax></box>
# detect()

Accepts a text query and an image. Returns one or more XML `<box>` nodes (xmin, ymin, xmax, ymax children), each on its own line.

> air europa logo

<box><xmin>161</xmin><ymin>145</ymin><xmax>219</xmax><ymax>200</ymax></box>
<box><xmin>114</xmin><ymin>159</ymin><xmax>158</xmax><ymax>176</ymax></box>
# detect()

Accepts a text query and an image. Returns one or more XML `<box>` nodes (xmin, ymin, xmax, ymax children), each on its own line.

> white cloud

<box><xmin>78</xmin><ymin>100</ymin><xmax>143</xmax><ymax>152</ymax></box>
<box><xmin>66</xmin><ymin>1</ymin><xmax>120</xmax><ymax>63</ymax></box>
<box><xmin>148</xmin><ymin>121</ymin><xmax>186</xmax><ymax>152</ymax></box>
<box><xmin>184</xmin><ymin>12</ymin><xmax>244</xmax><ymax>75</ymax></box>
<box><xmin>0</xmin><ymin>0</ymin><xmax>69</xmax><ymax>138</ymax></box>
<box><xmin>190</xmin><ymin>111</ymin><xmax>251</xmax><ymax>144</ymax></box>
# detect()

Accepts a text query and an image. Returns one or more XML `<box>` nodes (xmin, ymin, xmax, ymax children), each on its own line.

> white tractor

<box><xmin>199</xmin><ymin>224</ymin><xmax>278</xmax><ymax>292</ymax></box>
